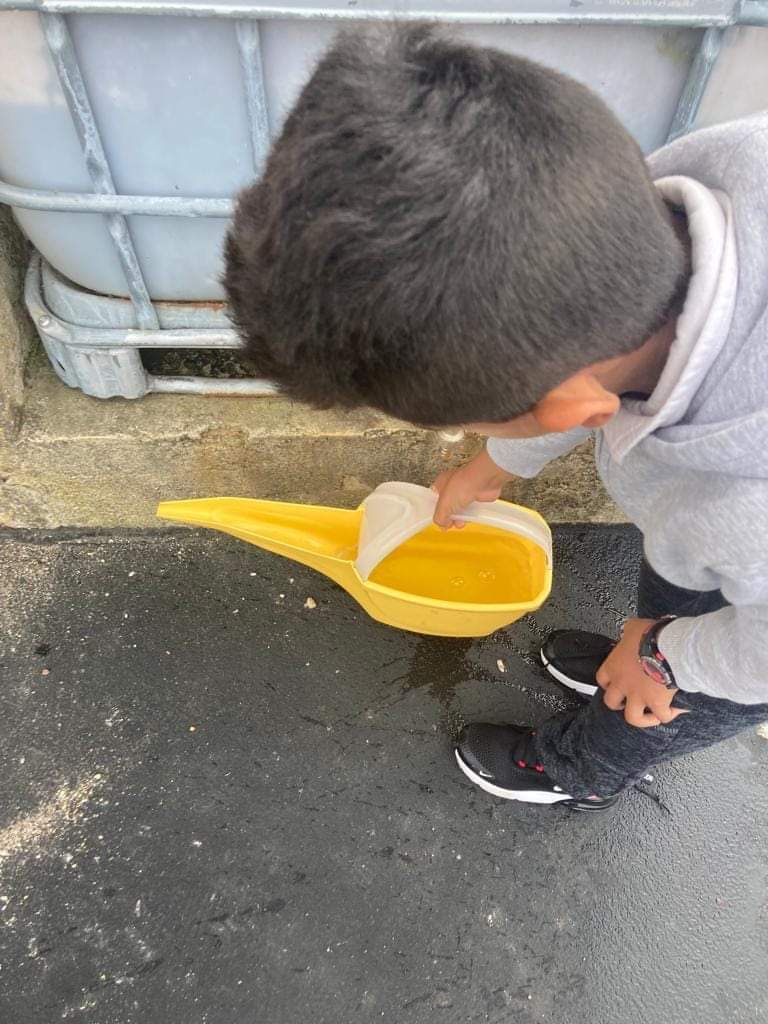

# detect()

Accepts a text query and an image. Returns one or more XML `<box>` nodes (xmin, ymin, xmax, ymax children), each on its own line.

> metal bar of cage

<box><xmin>40</xmin><ymin>13</ymin><xmax>160</xmax><ymax>329</ymax></box>
<box><xmin>40</xmin><ymin>319</ymin><xmax>241</xmax><ymax>349</ymax></box>
<box><xmin>0</xmin><ymin>181</ymin><xmax>234</xmax><ymax>217</ymax></box>
<box><xmin>147</xmin><ymin>376</ymin><xmax>276</xmax><ymax>391</ymax></box>
<box><xmin>1</xmin><ymin>0</ymin><xmax>768</xmax><ymax>24</ymax></box>
<box><xmin>149</xmin><ymin>376</ymin><xmax>276</xmax><ymax>393</ymax></box>
<box><xmin>666</xmin><ymin>26</ymin><xmax>725</xmax><ymax>141</ymax></box>
<box><xmin>235</xmin><ymin>21</ymin><xmax>271</xmax><ymax>177</ymax></box>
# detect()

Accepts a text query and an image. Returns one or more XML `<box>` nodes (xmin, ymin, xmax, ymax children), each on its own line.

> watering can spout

<box><xmin>156</xmin><ymin>497</ymin><xmax>362</xmax><ymax>586</ymax></box>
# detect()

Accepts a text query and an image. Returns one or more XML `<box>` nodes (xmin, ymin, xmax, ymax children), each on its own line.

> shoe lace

<box><xmin>512</xmin><ymin>733</ymin><xmax>670</xmax><ymax>812</ymax></box>
<box><xmin>632</xmin><ymin>775</ymin><xmax>671</xmax><ymax>814</ymax></box>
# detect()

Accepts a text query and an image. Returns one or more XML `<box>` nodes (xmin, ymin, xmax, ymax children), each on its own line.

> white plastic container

<box><xmin>0</xmin><ymin>9</ymin><xmax>717</xmax><ymax>301</ymax></box>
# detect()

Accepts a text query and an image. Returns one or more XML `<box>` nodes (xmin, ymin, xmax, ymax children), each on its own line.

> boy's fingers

<box><xmin>651</xmin><ymin>708</ymin><xmax>675</xmax><ymax>724</ymax></box>
<box><xmin>433</xmin><ymin>494</ymin><xmax>458</xmax><ymax>529</ymax></box>
<box><xmin>595</xmin><ymin>663</ymin><xmax>610</xmax><ymax>688</ymax></box>
<box><xmin>649</xmin><ymin>702</ymin><xmax>677</xmax><ymax>725</ymax></box>
<box><xmin>602</xmin><ymin>682</ymin><xmax>625</xmax><ymax>710</ymax></box>
<box><xmin>624</xmin><ymin>700</ymin><xmax>660</xmax><ymax>728</ymax></box>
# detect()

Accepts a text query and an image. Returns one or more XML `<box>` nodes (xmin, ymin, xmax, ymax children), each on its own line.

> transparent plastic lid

<box><xmin>354</xmin><ymin>482</ymin><xmax>552</xmax><ymax>582</ymax></box>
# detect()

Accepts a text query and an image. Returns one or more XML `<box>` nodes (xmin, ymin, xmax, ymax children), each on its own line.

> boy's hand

<box><xmin>596</xmin><ymin>618</ymin><xmax>688</xmax><ymax>728</ymax></box>
<box><xmin>432</xmin><ymin>449</ymin><xmax>516</xmax><ymax>529</ymax></box>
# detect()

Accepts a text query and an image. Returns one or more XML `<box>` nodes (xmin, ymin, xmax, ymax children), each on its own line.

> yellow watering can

<box><xmin>156</xmin><ymin>482</ymin><xmax>552</xmax><ymax>638</ymax></box>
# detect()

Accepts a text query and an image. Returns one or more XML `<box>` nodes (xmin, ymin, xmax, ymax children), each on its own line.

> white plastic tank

<box><xmin>0</xmin><ymin>8</ymin><xmax>766</xmax><ymax>301</ymax></box>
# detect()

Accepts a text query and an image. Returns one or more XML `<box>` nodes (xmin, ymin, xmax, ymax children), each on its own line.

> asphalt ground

<box><xmin>1</xmin><ymin>525</ymin><xmax>766</xmax><ymax>1024</ymax></box>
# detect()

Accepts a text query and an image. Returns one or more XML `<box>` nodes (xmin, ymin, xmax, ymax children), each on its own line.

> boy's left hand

<box><xmin>596</xmin><ymin>618</ymin><xmax>688</xmax><ymax>728</ymax></box>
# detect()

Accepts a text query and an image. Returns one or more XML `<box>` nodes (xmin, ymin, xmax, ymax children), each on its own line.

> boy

<box><xmin>224</xmin><ymin>25</ymin><xmax>768</xmax><ymax>811</ymax></box>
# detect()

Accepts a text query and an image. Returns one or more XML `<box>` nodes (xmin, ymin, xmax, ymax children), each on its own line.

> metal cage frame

<box><xmin>1</xmin><ymin>0</ymin><xmax>767</xmax><ymax>396</ymax></box>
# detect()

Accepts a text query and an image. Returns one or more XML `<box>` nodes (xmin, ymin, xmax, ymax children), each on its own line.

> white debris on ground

<box><xmin>496</xmin><ymin>659</ymin><xmax>506</xmax><ymax>673</ymax></box>
<box><xmin>0</xmin><ymin>774</ymin><xmax>103</xmax><ymax>868</ymax></box>
<box><xmin>756</xmin><ymin>722</ymin><xmax>768</xmax><ymax>740</ymax></box>
<box><xmin>104</xmin><ymin>707</ymin><xmax>125</xmax><ymax>729</ymax></box>
<box><xmin>304</xmin><ymin>597</ymin><xmax>317</xmax><ymax>610</ymax></box>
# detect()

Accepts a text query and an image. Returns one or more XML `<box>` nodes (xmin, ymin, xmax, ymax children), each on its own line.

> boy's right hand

<box><xmin>432</xmin><ymin>448</ymin><xmax>516</xmax><ymax>529</ymax></box>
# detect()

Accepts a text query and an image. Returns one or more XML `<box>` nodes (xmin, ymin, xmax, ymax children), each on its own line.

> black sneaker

<box><xmin>540</xmin><ymin>629</ymin><xmax>616</xmax><ymax>698</ymax></box>
<box><xmin>454</xmin><ymin>723</ymin><xmax>617</xmax><ymax>811</ymax></box>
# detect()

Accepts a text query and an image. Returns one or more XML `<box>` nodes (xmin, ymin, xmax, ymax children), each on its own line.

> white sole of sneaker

<box><xmin>454</xmin><ymin>749</ymin><xmax>572</xmax><ymax>804</ymax></box>
<box><xmin>540</xmin><ymin>647</ymin><xmax>598</xmax><ymax>697</ymax></box>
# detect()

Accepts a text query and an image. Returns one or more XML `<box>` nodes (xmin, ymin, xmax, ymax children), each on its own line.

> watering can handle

<box><xmin>355</xmin><ymin>482</ymin><xmax>552</xmax><ymax>581</ymax></box>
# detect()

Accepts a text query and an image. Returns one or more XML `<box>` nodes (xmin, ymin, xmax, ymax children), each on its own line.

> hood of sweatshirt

<box><xmin>601</xmin><ymin>115</ymin><xmax>768</xmax><ymax>479</ymax></box>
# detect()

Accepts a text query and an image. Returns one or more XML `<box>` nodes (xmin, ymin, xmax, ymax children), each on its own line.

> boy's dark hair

<box><xmin>224</xmin><ymin>24</ymin><xmax>687</xmax><ymax>426</ymax></box>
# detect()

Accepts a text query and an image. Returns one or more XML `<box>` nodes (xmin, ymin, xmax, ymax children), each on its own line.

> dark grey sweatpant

<box><xmin>534</xmin><ymin>560</ymin><xmax>768</xmax><ymax>799</ymax></box>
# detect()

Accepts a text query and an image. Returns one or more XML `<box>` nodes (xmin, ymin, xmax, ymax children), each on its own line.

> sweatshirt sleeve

<box><xmin>659</xmin><ymin>605</ymin><xmax>768</xmax><ymax>705</ymax></box>
<box><xmin>486</xmin><ymin>428</ymin><xmax>592</xmax><ymax>479</ymax></box>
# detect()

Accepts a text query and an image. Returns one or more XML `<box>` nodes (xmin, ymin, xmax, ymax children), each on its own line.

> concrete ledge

<box><xmin>0</xmin><ymin>210</ymin><xmax>36</xmax><ymax>440</ymax></box>
<box><xmin>0</xmin><ymin>359</ymin><xmax>624</xmax><ymax>528</ymax></box>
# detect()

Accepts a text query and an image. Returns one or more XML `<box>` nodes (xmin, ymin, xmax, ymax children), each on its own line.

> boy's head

<box><xmin>224</xmin><ymin>24</ymin><xmax>687</xmax><ymax>429</ymax></box>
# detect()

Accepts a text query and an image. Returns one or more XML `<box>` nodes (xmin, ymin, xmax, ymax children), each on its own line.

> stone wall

<box><xmin>0</xmin><ymin>208</ymin><xmax>36</xmax><ymax>441</ymax></box>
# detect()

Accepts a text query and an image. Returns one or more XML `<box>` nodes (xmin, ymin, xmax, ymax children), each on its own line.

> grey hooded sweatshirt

<box><xmin>487</xmin><ymin>113</ymin><xmax>768</xmax><ymax>705</ymax></box>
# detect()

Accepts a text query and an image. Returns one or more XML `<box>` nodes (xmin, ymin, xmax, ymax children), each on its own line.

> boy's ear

<box><xmin>532</xmin><ymin>372</ymin><xmax>620</xmax><ymax>433</ymax></box>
